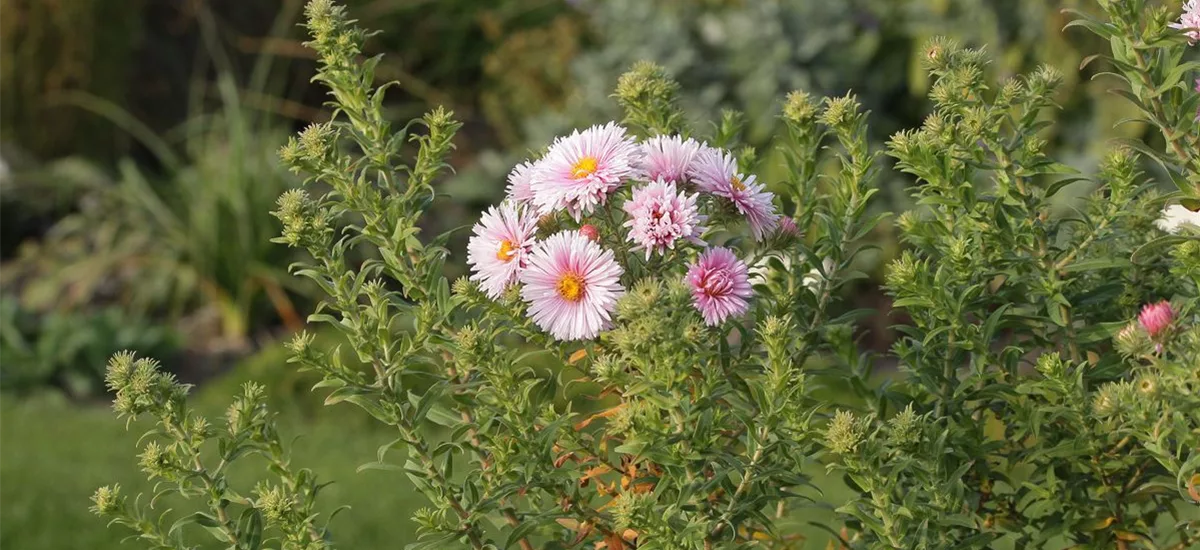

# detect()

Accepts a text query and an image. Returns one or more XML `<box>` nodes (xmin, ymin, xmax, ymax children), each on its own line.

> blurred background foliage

<box><xmin>0</xmin><ymin>0</ymin><xmax>1185</xmax><ymax>548</ymax></box>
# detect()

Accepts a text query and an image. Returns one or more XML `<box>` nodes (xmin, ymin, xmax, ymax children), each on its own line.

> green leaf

<box><xmin>1060</xmin><ymin>257</ymin><xmax>1132</xmax><ymax>273</ymax></box>
<box><xmin>1131</xmin><ymin>235</ymin><xmax>1189</xmax><ymax>265</ymax></box>
<box><xmin>503</xmin><ymin>517</ymin><xmax>539</xmax><ymax>549</ymax></box>
<box><xmin>235</xmin><ymin>508</ymin><xmax>263</xmax><ymax>550</ymax></box>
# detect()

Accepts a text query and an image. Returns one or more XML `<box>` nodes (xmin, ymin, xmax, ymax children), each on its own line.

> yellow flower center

<box><xmin>556</xmin><ymin>272</ymin><xmax>585</xmax><ymax>302</ymax></box>
<box><xmin>496</xmin><ymin>240</ymin><xmax>517</xmax><ymax>262</ymax></box>
<box><xmin>730</xmin><ymin>176</ymin><xmax>746</xmax><ymax>192</ymax></box>
<box><xmin>571</xmin><ymin>156</ymin><xmax>599</xmax><ymax>179</ymax></box>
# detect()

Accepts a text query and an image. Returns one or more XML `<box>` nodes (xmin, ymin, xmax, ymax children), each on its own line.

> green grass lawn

<box><xmin>0</xmin><ymin>391</ymin><xmax>422</xmax><ymax>549</ymax></box>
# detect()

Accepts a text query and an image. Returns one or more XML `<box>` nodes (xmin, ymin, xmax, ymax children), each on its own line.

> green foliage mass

<box><xmin>88</xmin><ymin>0</ymin><xmax>1200</xmax><ymax>549</ymax></box>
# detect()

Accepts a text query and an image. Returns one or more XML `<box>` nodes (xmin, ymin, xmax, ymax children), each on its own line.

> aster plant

<box><xmin>94</xmin><ymin>1</ymin><xmax>1200</xmax><ymax>549</ymax></box>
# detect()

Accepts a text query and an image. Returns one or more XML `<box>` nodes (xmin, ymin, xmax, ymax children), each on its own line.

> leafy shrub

<box><xmin>4</xmin><ymin>76</ymin><xmax>308</xmax><ymax>345</ymax></box>
<box><xmin>0</xmin><ymin>298</ymin><xmax>178</xmax><ymax>398</ymax></box>
<box><xmin>93</xmin><ymin>1</ymin><xmax>1199</xmax><ymax>548</ymax></box>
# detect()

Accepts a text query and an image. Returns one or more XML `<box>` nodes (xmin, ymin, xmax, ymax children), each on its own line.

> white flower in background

<box><xmin>1154</xmin><ymin>204</ymin><xmax>1200</xmax><ymax>234</ymax></box>
<box><xmin>749</xmin><ymin>253</ymin><xmax>833</xmax><ymax>295</ymax></box>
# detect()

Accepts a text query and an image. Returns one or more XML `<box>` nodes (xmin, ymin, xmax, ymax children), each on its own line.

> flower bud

<box><xmin>825</xmin><ymin>410</ymin><xmax>865</xmax><ymax>455</ymax></box>
<box><xmin>579</xmin><ymin>224</ymin><xmax>600</xmax><ymax>242</ymax></box>
<box><xmin>887</xmin><ymin>404</ymin><xmax>922</xmax><ymax>448</ymax></box>
<box><xmin>782</xmin><ymin>90</ymin><xmax>818</xmax><ymax>126</ymax></box>
<box><xmin>1138</xmin><ymin>300</ymin><xmax>1174</xmax><ymax>338</ymax></box>
<box><xmin>90</xmin><ymin>485</ymin><xmax>124</xmax><ymax>517</ymax></box>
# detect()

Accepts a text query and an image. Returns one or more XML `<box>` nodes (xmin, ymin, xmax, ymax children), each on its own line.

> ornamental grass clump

<box><xmin>94</xmin><ymin>1</ymin><xmax>1199</xmax><ymax>548</ymax></box>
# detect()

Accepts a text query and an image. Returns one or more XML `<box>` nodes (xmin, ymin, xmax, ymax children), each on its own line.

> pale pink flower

<box><xmin>1138</xmin><ymin>301</ymin><xmax>1174</xmax><ymax>338</ymax></box>
<box><xmin>506</xmin><ymin>160</ymin><xmax>538</xmax><ymax>205</ymax></box>
<box><xmin>637</xmin><ymin>135</ymin><xmax>703</xmax><ymax>184</ymax></box>
<box><xmin>1171</xmin><ymin>0</ymin><xmax>1200</xmax><ymax>44</ymax></box>
<box><xmin>686</xmin><ymin>247</ymin><xmax>753</xmax><ymax>326</ymax></box>
<box><xmin>623</xmin><ymin>179</ymin><xmax>707</xmax><ymax>259</ymax></box>
<box><xmin>467</xmin><ymin>202</ymin><xmax>539</xmax><ymax>299</ymax></box>
<box><xmin>520</xmin><ymin>231</ymin><xmax>625</xmax><ymax>340</ymax></box>
<box><xmin>531</xmin><ymin>123</ymin><xmax>640</xmax><ymax>220</ymax></box>
<box><xmin>687</xmin><ymin>146</ymin><xmax>780</xmax><ymax>241</ymax></box>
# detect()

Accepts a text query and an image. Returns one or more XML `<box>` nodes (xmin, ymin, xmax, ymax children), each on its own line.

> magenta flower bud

<box><xmin>777</xmin><ymin>216</ymin><xmax>799</xmax><ymax>237</ymax></box>
<box><xmin>1138</xmin><ymin>300</ymin><xmax>1174</xmax><ymax>338</ymax></box>
<box><xmin>578</xmin><ymin>224</ymin><xmax>601</xmax><ymax>243</ymax></box>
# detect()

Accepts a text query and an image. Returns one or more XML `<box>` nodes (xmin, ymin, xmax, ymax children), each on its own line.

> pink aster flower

<box><xmin>1171</xmin><ymin>0</ymin><xmax>1200</xmax><ymax>44</ymax></box>
<box><xmin>520</xmin><ymin>231</ymin><xmax>625</xmax><ymax>340</ymax></box>
<box><xmin>531</xmin><ymin>123</ymin><xmax>640</xmax><ymax>220</ymax></box>
<box><xmin>688</xmin><ymin>146</ymin><xmax>780</xmax><ymax>241</ymax></box>
<box><xmin>467</xmin><ymin>202</ymin><xmax>540</xmax><ymax>299</ymax></box>
<box><xmin>685</xmin><ymin>247</ymin><xmax>753</xmax><ymax>326</ymax></box>
<box><xmin>623</xmin><ymin>178</ymin><xmax>707</xmax><ymax>259</ymax></box>
<box><xmin>637</xmin><ymin>135</ymin><xmax>703</xmax><ymax>184</ymax></box>
<box><xmin>1138</xmin><ymin>301</ymin><xmax>1174</xmax><ymax>338</ymax></box>
<box><xmin>505</xmin><ymin>160</ymin><xmax>538</xmax><ymax>205</ymax></box>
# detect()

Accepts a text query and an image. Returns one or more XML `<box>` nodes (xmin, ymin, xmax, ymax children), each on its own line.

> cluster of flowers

<box><xmin>466</xmin><ymin>122</ymin><xmax>786</xmax><ymax>340</ymax></box>
<box><xmin>1175</xmin><ymin>1</ymin><xmax>1200</xmax><ymax>120</ymax></box>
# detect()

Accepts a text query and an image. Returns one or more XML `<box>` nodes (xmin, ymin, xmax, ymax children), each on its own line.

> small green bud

<box><xmin>996</xmin><ymin>79</ymin><xmax>1023</xmax><ymax>108</ymax></box>
<box><xmin>782</xmin><ymin>90</ymin><xmax>819</xmax><ymax>125</ymax></box>
<box><xmin>137</xmin><ymin>441</ymin><xmax>174</xmax><ymax>479</ymax></box>
<box><xmin>921</xmin><ymin>37</ymin><xmax>959</xmax><ymax>71</ymax></box>
<box><xmin>818</xmin><ymin>94</ymin><xmax>862</xmax><ymax>130</ymax></box>
<box><xmin>885</xmin><ymin>252</ymin><xmax>922</xmax><ymax>292</ymax></box>
<box><xmin>451</xmin><ymin>276</ymin><xmax>475</xmax><ymax>298</ymax></box>
<box><xmin>298</xmin><ymin>123</ymin><xmax>335</xmax><ymax>160</ymax></box>
<box><xmin>887</xmin><ymin>404</ymin><xmax>922</xmax><ymax>448</ymax></box>
<box><xmin>1170</xmin><ymin>239</ymin><xmax>1200</xmax><ymax>283</ymax></box>
<box><xmin>896</xmin><ymin>210</ymin><xmax>920</xmax><ymax>235</ymax></box>
<box><xmin>1114</xmin><ymin>322</ymin><xmax>1152</xmax><ymax>357</ymax></box>
<box><xmin>455</xmin><ymin>325</ymin><xmax>483</xmax><ymax>357</ymax></box>
<box><xmin>90</xmin><ymin>485</ymin><xmax>124</xmax><ymax>517</ymax></box>
<box><xmin>615</xmin><ymin>61</ymin><xmax>679</xmax><ymax>111</ymax></box>
<box><xmin>1135</xmin><ymin>373</ymin><xmax>1160</xmax><ymax>398</ymax></box>
<box><xmin>591</xmin><ymin>354</ymin><xmax>626</xmax><ymax>385</ymax></box>
<box><xmin>761</xmin><ymin>315</ymin><xmax>791</xmax><ymax>342</ymax></box>
<box><xmin>1035</xmin><ymin>352</ymin><xmax>1066</xmax><ymax>381</ymax></box>
<box><xmin>682</xmin><ymin>320</ymin><xmax>704</xmax><ymax>342</ymax></box>
<box><xmin>826</xmin><ymin>410</ymin><xmax>866</xmax><ymax>455</ymax></box>
<box><xmin>255</xmin><ymin>483</ymin><xmax>295</xmax><ymax>525</ymax></box>
<box><xmin>1026</xmin><ymin>65</ymin><xmax>1064</xmax><ymax>99</ymax></box>
<box><xmin>105</xmin><ymin>351</ymin><xmax>138</xmax><ymax>393</ymax></box>
<box><xmin>286</xmin><ymin>330</ymin><xmax>316</xmax><ymax>359</ymax></box>
<box><xmin>823</xmin><ymin>323</ymin><xmax>855</xmax><ymax>349</ymax></box>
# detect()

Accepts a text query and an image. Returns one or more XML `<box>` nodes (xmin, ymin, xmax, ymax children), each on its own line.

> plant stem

<box><xmin>709</xmin><ymin>425</ymin><xmax>769</xmax><ymax>541</ymax></box>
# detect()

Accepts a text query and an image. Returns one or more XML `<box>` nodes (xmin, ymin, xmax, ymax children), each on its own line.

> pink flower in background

<box><xmin>467</xmin><ymin>202</ymin><xmax>539</xmax><ymax>299</ymax></box>
<box><xmin>623</xmin><ymin>179</ymin><xmax>707</xmax><ymax>259</ymax></box>
<box><xmin>686</xmin><ymin>247</ymin><xmax>753</xmax><ymax>326</ymax></box>
<box><xmin>688</xmin><ymin>145</ymin><xmax>739</xmax><ymax>195</ymax></box>
<box><xmin>531</xmin><ymin>123</ymin><xmax>640</xmax><ymax>220</ymax></box>
<box><xmin>688</xmin><ymin>147</ymin><xmax>779</xmax><ymax>241</ymax></box>
<box><xmin>520</xmin><ymin>231</ymin><xmax>625</xmax><ymax>340</ymax></box>
<box><xmin>1171</xmin><ymin>0</ymin><xmax>1200</xmax><ymax>44</ymax></box>
<box><xmin>1138</xmin><ymin>301</ymin><xmax>1174</xmax><ymax>338</ymax></box>
<box><xmin>637</xmin><ymin>135</ymin><xmax>703</xmax><ymax>185</ymax></box>
<box><xmin>505</xmin><ymin>160</ymin><xmax>538</xmax><ymax>205</ymax></box>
